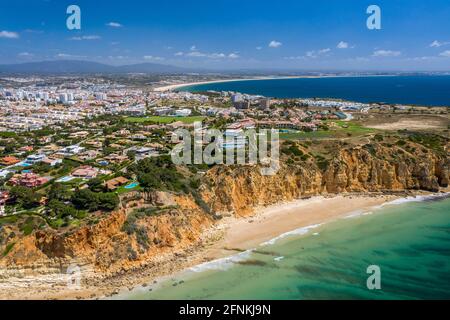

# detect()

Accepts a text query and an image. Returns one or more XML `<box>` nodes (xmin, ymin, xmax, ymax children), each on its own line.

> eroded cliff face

<box><xmin>323</xmin><ymin>144</ymin><xmax>448</xmax><ymax>193</ymax></box>
<box><xmin>0</xmin><ymin>140</ymin><xmax>448</xmax><ymax>276</ymax></box>
<box><xmin>0</xmin><ymin>192</ymin><xmax>212</xmax><ymax>276</ymax></box>
<box><xmin>202</xmin><ymin>142</ymin><xmax>449</xmax><ymax>216</ymax></box>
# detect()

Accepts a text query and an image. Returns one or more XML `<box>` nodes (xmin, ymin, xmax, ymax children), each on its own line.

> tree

<box><xmin>98</xmin><ymin>193</ymin><xmax>119</xmax><ymax>211</ymax></box>
<box><xmin>48</xmin><ymin>183</ymin><xmax>72</xmax><ymax>201</ymax></box>
<box><xmin>72</xmin><ymin>189</ymin><xmax>98</xmax><ymax>211</ymax></box>
<box><xmin>87</xmin><ymin>178</ymin><xmax>105</xmax><ymax>192</ymax></box>
<box><xmin>71</xmin><ymin>189</ymin><xmax>119</xmax><ymax>212</ymax></box>
<box><xmin>48</xmin><ymin>199</ymin><xmax>78</xmax><ymax>218</ymax></box>
<box><xmin>9</xmin><ymin>186</ymin><xmax>40</xmax><ymax>209</ymax></box>
<box><xmin>138</xmin><ymin>172</ymin><xmax>161</xmax><ymax>191</ymax></box>
<box><xmin>127</xmin><ymin>150</ymin><xmax>136</xmax><ymax>161</ymax></box>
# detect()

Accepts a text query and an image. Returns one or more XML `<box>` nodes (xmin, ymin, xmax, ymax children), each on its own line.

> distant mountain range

<box><xmin>0</xmin><ymin>60</ymin><xmax>192</xmax><ymax>74</ymax></box>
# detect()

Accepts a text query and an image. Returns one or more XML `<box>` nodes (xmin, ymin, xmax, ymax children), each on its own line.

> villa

<box><xmin>57</xmin><ymin>145</ymin><xmax>85</xmax><ymax>156</ymax></box>
<box><xmin>42</xmin><ymin>157</ymin><xmax>63</xmax><ymax>166</ymax></box>
<box><xmin>0</xmin><ymin>156</ymin><xmax>21</xmax><ymax>166</ymax></box>
<box><xmin>24</xmin><ymin>154</ymin><xmax>46</xmax><ymax>165</ymax></box>
<box><xmin>9</xmin><ymin>172</ymin><xmax>49</xmax><ymax>188</ymax></box>
<box><xmin>71</xmin><ymin>165</ymin><xmax>99</xmax><ymax>179</ymax></box>
<box><xmin>105</xmin><ymin>176</ymin><xmax>129</xmax><ymax>191</ymax></box>
<box><xmin>104</xmin><ymin>154</ymin><xmax>128</xmax><ymax>164</ymax></box>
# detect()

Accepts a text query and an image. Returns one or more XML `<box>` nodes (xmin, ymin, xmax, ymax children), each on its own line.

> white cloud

<box><xmin>174</xmin><ymin>51</ymin><xmax>184</xmax><ymax>56</ymax></box>
<box><xmin>372</xmin><ymin>50</ymin><xmax>401</xmax><ymax>57</ymax></box>
<box><xmin>70</xmin><ymin>35</ymin><xmax>101</xmax><ymax>41</ymax></box>
<box><xmin>143</xmin><ymin>55</ymin><xmax>165</xmax><ymax>61</ymax></box>
<box><xmin>190</xmin><ymin>45</ymin><xmax>197</xmax><ymax>51</ymax></box>
<box><xmin>184</xmin><ymin>50</ymin><xmax>239</xmax><ymax>59</ymax></box>
<box><xmin>106</xmin><ymin>22</ymin><xmax>122</xmax><ymax>28</ymax></box>
<box><xmin>187</xmin><ymin>51</ymin><xmax>207</xmax><ymax>57</ymax></box>
<box><xmin>256</xmin><ymin>46</ymin><xmax>262</xmax><ymax>50</ymax></box>
<box><xmin>439</xmin><ymin>50</ymin><xmax>450</xmax><ymax>57</ymax></box>
<box><xmin>108</xmin><ymin>55</ymin><xmax>128</xmax><ymax>60</ymax></box>
<box><xmin>18</xmin><ymin>52</ymin><xmax>34</xmax><ymax>57</ymax></box>
<box><xmin>55</xmin><ymin>53</ymin><xmax>86</xmax><ymax>59</ymax></box>
<box><xmin>430</xmin><ymin>40</ymin><xmax>442</xmax><ymax>48</ymax></box>
<box><xmin>429</xmin><ymin>40</ymin><xmax>450</xmax><ymax>48</ymax></box>
<box><xmin>268</xmin><ymin>40</ymin><xmax>282</xmax><ymax>48</ymax></box>
<box><xmin>284</xmin><ymin>56</ymin><xmax>306</xmax><ymax>60</ymax></box>
<box><xmin>0</xmin><ymin>30</ymin><xmax>19</xmax><ymax>39</ymax></box>
<box><xmin>209</xmin><ymin>53</ymin><xmax>226</xmax><ymax>59</ymax></box>
<box><xmin>304</xmin><ymin>48</ymin><xmax>331</xmax><ymax>58</ymax></box>
<box><xmin>337</xmin><ymin>41</ymin><xmax>349</xmax><ymax>49</ymax></box>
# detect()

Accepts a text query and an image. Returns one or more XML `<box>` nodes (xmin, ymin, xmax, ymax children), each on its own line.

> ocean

<box><xmin>180</xmin><ymin>75</ymin><xmax>450</xmax><ymax>107</ymax></box>
<box><xmin>120</xmin><ymin>195</ymin><xmax>450</xmax><ymax>300</ymax></box>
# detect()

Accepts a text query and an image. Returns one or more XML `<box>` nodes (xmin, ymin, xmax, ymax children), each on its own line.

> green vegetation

<box><xmin>280</xmin><ymin>121</ymin><xmax>376</xmax><ymax>140</ymax></box>
<box><xmin>407</xmin><ymin>132</ymin><xmax>446</xmax><ymax>154</ymax></box>
<box><xmin>124</xmin><ymin>116</ymin><xmax>205</xmax><ymax>124</ymax></box>
<box><xmin>9</xmin><ymin>186</ymin><xmax>41</xmax><ymax>209</ymax></box>
<box><xmin>71</xmin><ymin>189</ymin><xmax>119</xmax><ymax>212</ymax></box>
<box><xmin>128</xmin><ymin>155</ymin><xmax>185</xmax><ymax>192</ymax></box>
<box><xmin>2</xmin><ymin>242</ymin><xmax>15</xmax><ymax>257</ymax></box>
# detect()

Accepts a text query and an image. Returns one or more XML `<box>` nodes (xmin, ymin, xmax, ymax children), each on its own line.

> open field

<box><xmin>360</xmin><ymin>114</ymin><xmax>449</xmax><ymax>131</ymax></box>
<box><xmin>124</xmin><ymin>116</ymin><xmax>206</xmax><ymax>124</ymax></box>
<box><xmin>280</xmin><ymin>120</ymin><xmax>376</xmax><ymax>140</ymax></box>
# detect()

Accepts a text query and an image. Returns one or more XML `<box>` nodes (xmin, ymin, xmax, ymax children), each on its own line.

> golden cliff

<box><xmin>0</xmin><ymin>139</ymin><xmax>448</xmax><ymax>278</ymax></box>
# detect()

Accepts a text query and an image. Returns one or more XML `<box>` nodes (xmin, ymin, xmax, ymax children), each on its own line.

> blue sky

<box><xmin>0</xmin><ymin>0</ymin><xmax>450</xmax><ymax>70</ymax></box>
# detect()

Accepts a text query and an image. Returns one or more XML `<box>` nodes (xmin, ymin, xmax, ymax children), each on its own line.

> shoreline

<box><xmin>113</xmin><ymin>191</ymin><xmax>449</xmax><ymax>299</ymax></box>
<box><xmin>152</xmin><ymin>74</ymin><xmax>402</xmax><ymax>92</ymax></box>
<box><xmin>1</xmin><ymin>190</ymin><xmax>448</xmax><ymax>300</ymax></box>
<box><xmin>153</xmin><ymin>76</ymin><xmax>310</xmax><ymax>92</ymax></box>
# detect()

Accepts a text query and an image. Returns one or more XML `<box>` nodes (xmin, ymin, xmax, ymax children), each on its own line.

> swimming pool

<box><xmin>124</xmin><ymin>182</ymin><xmax>139</xmax><ymax>189</ymax></box>
<box><xmin>18</xmin><ymin>162</ymin><xmax>33</xmax><ymax>167</ymax></box>
<box><xmin>56</xmin><ymin>176</ymin><xmax>76</xmax><ymax>183</ymax></box>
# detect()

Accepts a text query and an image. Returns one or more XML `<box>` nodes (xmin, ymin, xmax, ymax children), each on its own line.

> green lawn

<box><xmin>124</xmin><ymin>116</ymin><xmax>206</xmax><ymax>124</ymax></box>
<box><xmin>116</xmin><ymin>183</ymin><xmax>141</xmax><ymax>194</ymax></box>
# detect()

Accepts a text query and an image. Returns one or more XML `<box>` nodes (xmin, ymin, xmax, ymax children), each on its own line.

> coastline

<box><xmin>153</xmin><ymin>75</ymin><xmax>325</xmax><ymax>92</ymax></box>
<box><xmin>152</xmin><ymin>74</ymin><xmax>401</xmax><ymax>92</ymax></box>
<box><xmin>3</xmin><ymin>190</ymin><xmax>447</xmax><ymax>300</ymax></box>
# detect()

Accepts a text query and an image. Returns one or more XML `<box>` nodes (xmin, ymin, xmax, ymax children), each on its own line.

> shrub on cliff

<box><xmin>71</xmin><ymin>189</ymin><xmax>119</xmax><ymax>212</ymax></box>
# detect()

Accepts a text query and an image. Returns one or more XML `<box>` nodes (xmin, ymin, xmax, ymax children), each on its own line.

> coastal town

<box><xmin>1</xmin><ymin>0</ymin><xmax>450</xmax><ymax>305</ymax></box>
<box><xmin>0</xmin><ymin>74</ymin><xmax>448</xmax><ymax>300</ymax></box>
<box><xmin>0</xmin><ymin>75</ymin><xmax>447</xmax><ymax>221</ymax></box>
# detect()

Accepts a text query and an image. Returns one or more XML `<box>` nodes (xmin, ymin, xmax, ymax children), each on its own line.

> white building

<box><xmin>175</xmin><ymin>108</ymin><xmax>192</xmax><ymax>117</ymax></box>
<box><xmin>59</xmin><ymin>93</ymin><xmax>68</xmax><ymax>104</ymax></box>
<box><xmin>25</xmin><ymin>153</ymin><xmax>46</xmax><ymax>165</ymax></box>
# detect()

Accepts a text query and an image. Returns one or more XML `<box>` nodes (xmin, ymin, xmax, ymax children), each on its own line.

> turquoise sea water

<box><xmin>180</xmin><ymin>75</ymin><xmax>450</xmax><ymax>107</ymax></box>
<box><xmin>121</xmin><ymin>195</ymin><xmax>450</xmax><ymax>300</ymax></box>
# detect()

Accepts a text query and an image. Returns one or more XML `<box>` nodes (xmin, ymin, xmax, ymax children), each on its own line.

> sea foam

<box><xmin>260</xmin><ymin>223</ymin><xmax>322</xmax><ymax>246</ymax></box>
<box><xmin>189</xmin><ymin>249</ymin><xmax>254</xmax><ymax>272</ymax></box>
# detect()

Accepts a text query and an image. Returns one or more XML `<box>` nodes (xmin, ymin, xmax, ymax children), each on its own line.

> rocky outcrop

<box><xmin>0</xmin><ymin>141</ymin><xmax>448</xmax><ymax>277</ymax></box>
<box><xmin>0</xmin><ymin>193</ymin><xmax>212</xmax><ymax>276</ymax></box>
<box><xmin>202</xmin><ymin>142</ymin><xmax>449</xmax><ymax>216</ymax></box>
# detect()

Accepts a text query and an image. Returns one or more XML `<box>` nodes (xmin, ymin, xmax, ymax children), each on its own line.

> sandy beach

<box><xmin>153</xmin><ymin>76</ymin><xmax>316</xmax><ymax>92</ymax></box>
<box><xmin>201</xmin><ymin>194</ymin><xmax>399</xmax><ymax>260</ymax></box>
<box><xmin>0</xmin><ymin>192</ymin><xmax>418</xmax><ymax>300</ymax></box>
